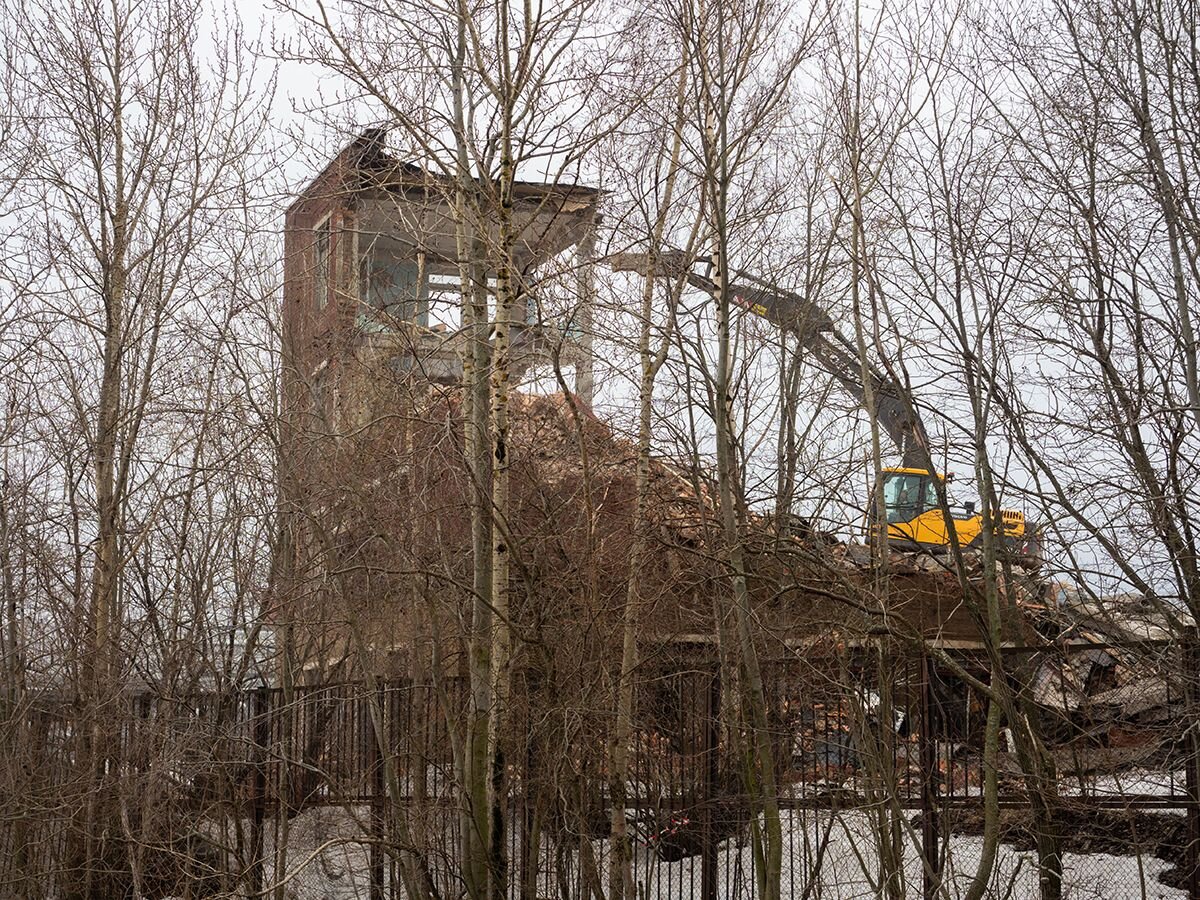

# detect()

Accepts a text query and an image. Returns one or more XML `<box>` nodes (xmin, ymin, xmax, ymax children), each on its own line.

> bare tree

<box><xmin>0</xmin><ymin>0</ymin><xmax>276</xmax><ymax>893</ymax></box>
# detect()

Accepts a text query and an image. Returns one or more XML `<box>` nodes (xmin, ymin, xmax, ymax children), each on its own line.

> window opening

<box><xmin>358</xmin><ymin>240</ymin><xmax>429</xmax><ymax>329</ymax></box>
<box><xmin>314</xmin><ymin>216</ymin><xmax>332</xmax><ymax>310</ymax></box>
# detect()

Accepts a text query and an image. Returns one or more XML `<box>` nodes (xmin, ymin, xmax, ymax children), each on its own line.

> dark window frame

<box><xmin>313</xmin><ymin>215</ymin><xmax>333</xmax><ymax>310</ymax></box>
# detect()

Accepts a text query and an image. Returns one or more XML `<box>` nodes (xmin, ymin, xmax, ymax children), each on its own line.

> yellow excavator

<box><xmin>611</xmin><ymin>251</ymin><xmax>1041</xmax><ymax>562</ymax></box>
<box><xmin>873</xmin><ymin>466</ymin><xmax>1035</xmax><ymax>558</ymax></box>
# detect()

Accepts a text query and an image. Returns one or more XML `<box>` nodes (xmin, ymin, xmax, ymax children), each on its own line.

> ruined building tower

<box><xmin>277</xmin><ymin>130</ymin><xmax>600</xmax><ymax>676</ymax></box>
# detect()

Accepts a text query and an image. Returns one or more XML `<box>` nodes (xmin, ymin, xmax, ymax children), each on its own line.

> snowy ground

<box><xmin>253</xmin><ymin>804</ymin><xmax>1185</xmax><ymax>900</ymax></box>
<box><xmin>1085</xmin><ymin>768</ymin><xmax>1187</xmax><ymax>803</ymax></box>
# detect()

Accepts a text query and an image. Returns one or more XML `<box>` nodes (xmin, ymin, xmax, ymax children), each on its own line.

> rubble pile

<box><xmin>488</xmin><ymin>390</ymin><xmax>715</xmax><ymax>540</ymax></box>
<box><xmin>814</xmin><ymin>536</ymin><xmax>1194</xmax><ymax>785</ymax></box>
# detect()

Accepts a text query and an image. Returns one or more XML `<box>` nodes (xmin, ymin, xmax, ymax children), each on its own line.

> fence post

<box><xmin>370</xmin><ymin>686</ymin><xmax>386</xmax><ymax>900</ymax></box>
<box><xmin>701</xmin><ymin>666</ymin><xmax>720</xmax><ymax>900</ymax></box>
<box><xmin>920</xmin><ymin>652</ymin><xmax>940</xmax><ymax>900</ymax></box>
<box><xmin>520</xmin><ymin>726</ymin><xmax>533</xmax><ymax>900</ymax></box>
<box><xmin>1186</xmin><ymin>630</ymin><xmax>1200</xmax><ymax>900</ymax></box>
<box><xmin>249</xmin><ymin>687</ymin><xmax>269</xmax><ymax>898</ymax></box>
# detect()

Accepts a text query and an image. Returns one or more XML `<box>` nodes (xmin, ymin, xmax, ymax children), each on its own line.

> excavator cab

<box><xmin>880</xmin><ymin>469</ymin><xmax>939</xmax><ymax>527</ymax></box>
<box><xmin>872</xmin><ymin>468</ymin><xmax>962</xmax><ymax>549</ymax></box>
<box><xmin>871</xmin><ymin>467</ymin><xmax>1037</xmax><ymax>559</ymax></box>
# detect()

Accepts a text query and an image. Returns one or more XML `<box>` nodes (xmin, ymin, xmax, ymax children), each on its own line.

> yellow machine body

<box><xmin>874</xmin><ymin>467</ymin><xmax>1033</xmax><ymax>554</ymax></box>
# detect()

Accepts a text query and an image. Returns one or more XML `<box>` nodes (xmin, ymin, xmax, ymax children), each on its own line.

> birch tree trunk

<box><xmin>451</xmin><ymin>9</ymin><xmax>495</xmax><ymax>891</ymax></box>
<box><xmin>702</xmin><ymin>56</ymin><xmax>784</xmax><ymax>892</ymax></box>
<box><xmin>608</xmin><ymin>60</ymin><xmax>690</xmax><ymax>900</ymax></box>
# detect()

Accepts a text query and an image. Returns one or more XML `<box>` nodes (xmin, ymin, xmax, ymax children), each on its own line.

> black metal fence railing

<box><xmin>0</xmin><ymin>639</ymin><xmax>1195</xmax><ymax>899</ymax></box>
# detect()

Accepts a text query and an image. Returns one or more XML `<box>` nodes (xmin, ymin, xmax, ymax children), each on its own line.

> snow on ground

<box><xmin>625</xmin><ymin>809</ymin><xmax>1182</xmax><ymax>900</ymax></box>
<box><xmin>253</xmin><ymin>805</ymin><xmax>1184</xmax><ymax>899</ymax></box>
<box><xmin>1085</xmin><ymin>769</ymin><xmax>1187</xmax><ymax>801</ymax></box>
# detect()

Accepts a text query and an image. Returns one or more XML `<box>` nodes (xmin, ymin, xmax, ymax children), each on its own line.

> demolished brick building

<box><xmin>266</xmin><ymin>136</ymin><xmax>1200</xmax><ymax>843</ymax></box>
<box><xmin>276</xmin><ymin>133</ymin><xmax>1030</xmax><ymax>690</ymax></box>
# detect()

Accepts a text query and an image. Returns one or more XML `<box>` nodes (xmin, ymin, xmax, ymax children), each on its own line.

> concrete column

<box><xmin>574</xmin><ymin>222</ymin><xmax>597</xmax><ymax>406</ymax></box>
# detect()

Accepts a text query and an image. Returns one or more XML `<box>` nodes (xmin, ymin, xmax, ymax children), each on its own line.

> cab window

<box><xmin>923</xmin><ymin>479</ymin><xmax>939</xmax><ymax>510</ymax></box>
<box><xmin>882</xmin><ymin>473</ymin><xmax>926</xmax><ymax>523</ymax></box>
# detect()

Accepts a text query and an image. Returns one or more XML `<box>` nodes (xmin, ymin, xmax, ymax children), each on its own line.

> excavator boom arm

<box><xmin>609</xmin><ymin>249</ymin><xmax>1043</xmax><ymax>563</ymax></box>
<box><xmin>686</xmin><ymin>269</ymin><xmax>931</xmax><ymax>468</ymax></box>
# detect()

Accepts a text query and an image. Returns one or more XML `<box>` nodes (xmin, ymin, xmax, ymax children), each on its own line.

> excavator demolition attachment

<box><xmin>610</xmin><ymin>250</ymin><xmax>1044</xmax><ymax>565</ymax></box>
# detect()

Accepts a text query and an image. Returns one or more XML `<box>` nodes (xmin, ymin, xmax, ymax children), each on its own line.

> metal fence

<box><xmin>0</xmin><ymin>639</ymin><xmax>1196</xmax><ymax>899</ymax></box>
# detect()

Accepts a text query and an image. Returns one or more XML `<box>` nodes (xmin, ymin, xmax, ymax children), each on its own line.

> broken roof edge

<box><xmin>287</xmin><ymin>127</ymin><xmax>603</xmax><ymax>217</ymax></box>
